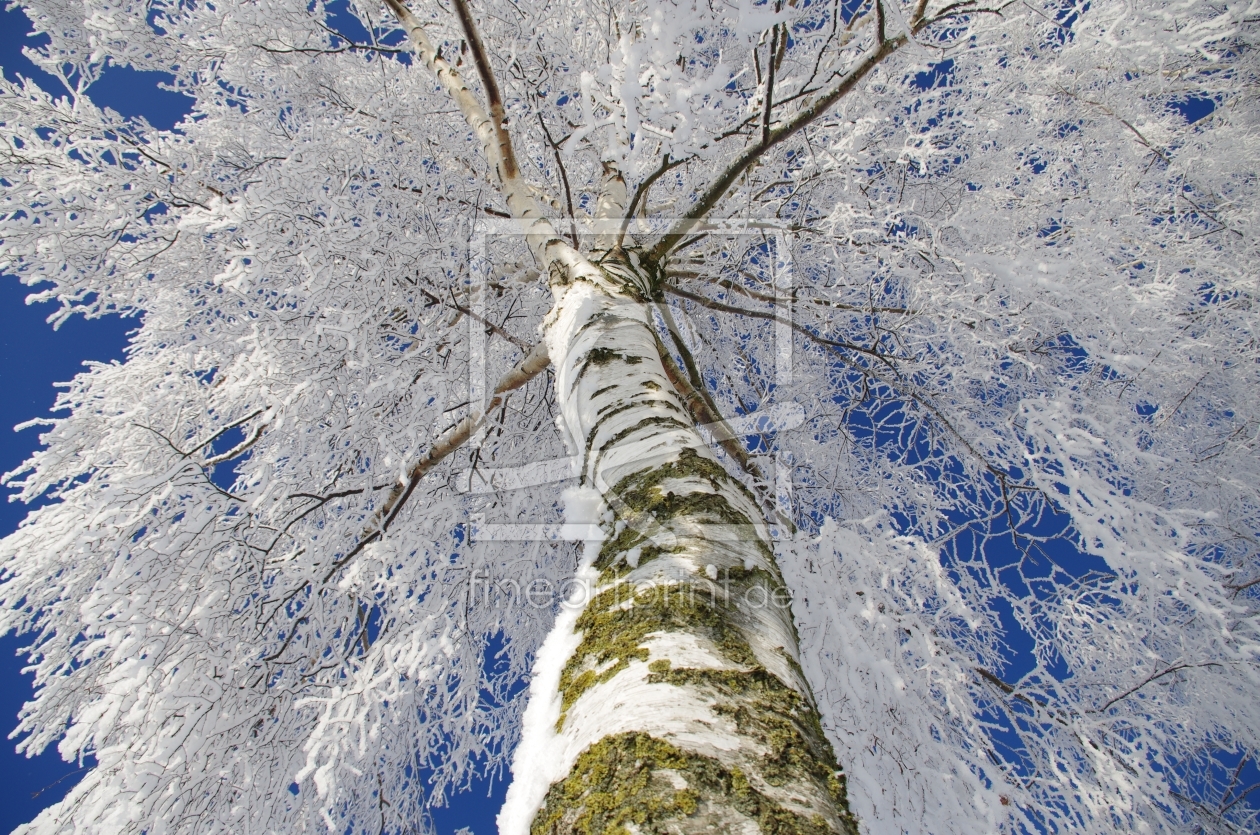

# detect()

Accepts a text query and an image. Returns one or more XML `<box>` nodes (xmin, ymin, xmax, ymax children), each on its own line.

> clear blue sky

<box><xmin>0</xmin><ymin>5</ymin><xmax>502</xmax><ymax>832</ymax></box>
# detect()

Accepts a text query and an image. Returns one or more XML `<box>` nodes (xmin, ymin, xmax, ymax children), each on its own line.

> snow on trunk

<box><xmin>500</xmin><ymin>249</ymin><xmax>857</xmax><ymax>834</ymax></box>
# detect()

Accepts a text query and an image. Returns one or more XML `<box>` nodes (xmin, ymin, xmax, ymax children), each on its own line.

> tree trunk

<box><xmin>502</xmin><ymin>249</ymin><xmax>858</xmax><ymax>835</ymax></box>
<box><xmin>378</xmin><ymin>8</ymin><xmax>857</xmax><ymax>829</ymax></box>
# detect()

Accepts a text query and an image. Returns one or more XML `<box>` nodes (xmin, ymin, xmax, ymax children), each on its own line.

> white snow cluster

<box><xmin>498</xmin><ymin>487</ymin><xmax>602</xmax><ymax>835</ymax></box>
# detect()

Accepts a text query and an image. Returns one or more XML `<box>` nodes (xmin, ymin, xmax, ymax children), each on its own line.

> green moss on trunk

<box><xmin>539</xmin><ymin>258</ymin><xmax>855</xmax><ymax>834</ymax></box>
<box><xmin>556</xmin><ymin>583</ymin><xmax>759</xmax><ymax>728</ymax></box>
<box><xmin>531</xmin><ymin>732</ymin><xmax>853</xmax><ymax>835</ymax></box>
<box><xmin>608</xmin><ymin>446</ymin><xmax>762</xmax><ymax>520</ymax></box>
<box><xmin>646</xmin><ymin>663</ymin><xmax>855</xmax><ymax>824</ymax></box>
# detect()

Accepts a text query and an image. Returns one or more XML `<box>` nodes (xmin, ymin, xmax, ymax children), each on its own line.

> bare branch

<box><xmin>320</xmin><ymin>341</ymin><xmax>551</xmax><ymax>583</ymax></box>
<box><xmin>536</xmin><ymin>112</ymin><xmax>580</xmax><ymax>248</ymax></box>
<box><xmin>762</xmin><ymin>25</ymin><xmax>779</xmax><ymax>146</ymax></box>
<box><xmin>1097</xmin><ymin>661</ymin><xmax>1223</xmax><ymax>713</ymax></box>
<box><xmin>617</xmin><ymin>154</ymin><xmax>686</xmax><ymax>250</ymax></box>
<box><xmin>254</xmin><ymin>40</ymin><xmax>408</xmax><ymax>56</ymax></box>
<box><xmin>1226</xmin><ymin>574</ymin><xmax>1260</xmax><ymax>594</ymax></box>
<box><xmin>447</xmin><ymin>290</ymin><xmax>532</xmax><ymax>351</ymax></box>
<box><xmin>648</xmin><ymin>10</ymin><xmax>908</xmax><ymax>262</ymax></box>
<box><xmin>701</xmin><ymin>272</ymin><xmax>910</xmax><ymax>315</ymax></box>
<box><xmin>449</xmin><ymin>0</ymin><xmax>516</xmax><ymax>178</ymax></box>
<box><xmin>152</xmin><ymin>408</ymin><xmax>265</xmax><ymax>458</ymax></box>
<box><xmin>383</xmin><ymin>0</ymin><xmax>549</xmax><ymax>239</ymax></box>
<box><xmin>665</xmin><ymin>284</ymin><xmax>898</xmax><ymax>364</ymax></box>
<box><xmin>385</xmin><ymin>0</ymin><xmax>603</xmax><ymax>285</ymax></box>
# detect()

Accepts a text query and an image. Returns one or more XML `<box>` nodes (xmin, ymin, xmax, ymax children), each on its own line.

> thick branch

<box><xmin>383</xmin><ymin>0</ymin><xmax>556</xmax><ymax>252</ymax></box>
<box><xmin>319</xmin><ymin>342</ymin><xmax>550</xmax><ymax>583</ymax></box>
<box><xmin>592</xmin><ymin>161</ymin><xmax>628</xmax><ymax>252</ymax></box>
<box><xmin>645</xmin><ymin>0</ymin><xmax>985</xmax><ymax>262</ymax></box>
<box><xmin>648</xmin><ymin>10</ymin><xmax>909</xmax><ymax>261</ymax></box>
<box><xmin>386</xmin><ymin>0</ymin><xmax>612</xmax><ymax>291</ymax></box>
<box><xmin>762</xmin><ymin>25</ymin><xmax>779</xmax><ymax>146</ymax></box>
<box><xmin>450</xmin><ymin>0</ymin><xmax>517</xmax><ymax>178</ymax></box>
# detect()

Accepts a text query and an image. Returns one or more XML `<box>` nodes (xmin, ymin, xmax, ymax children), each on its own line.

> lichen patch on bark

<box><xmin>531</xmin><ymin>732</ymin><xmax>855</xmax><ymax>835</ymax></box>
<box><xmin>556</xmin><ymin>582</ymin><xmax>761</xmax><ymax>729</ymax></box>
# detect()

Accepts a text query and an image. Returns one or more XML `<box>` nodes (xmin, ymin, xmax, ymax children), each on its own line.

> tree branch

<box><xmin>384</xmin><ymin>0</ymin><xmax>551</xmax><ymax>241</ymax></box>
<box><xmin>695</xmin><ymin>272</ymin><xmax>909</xmax><ymax>315</ymax></box>
<box><xmin>1097</xmin><ymin>661</ymin><xmax>1223</xmax><ymax>713</ymax></box>
<box><xmin>449</xmin><ymin>0</ymin><xmax>516</xmax><ymax>179</ymax></box>
<box><xmin>657</xmin><ymin>307</ymin><xmax>760</xmax><ymax>472</ymax></box>
<box><xmin>1226</xmin><ymin>574</ymin><xmax>1260</xmax><ymax>594</ymax></box>
<box><xmin>666</xmin><ymin>284</ymin><xmax>898</xmax><ymax>365</ymax></box>
<box><xmin>319</xmin><ymin>341</ymin><xmax>551</xmax><ymax>583</ymax></box>
<box><xmin>254</xmin><ymin>40</ymin><xmax>408</xmax><ymax>56</ymax></box>
<box><xmin>652</xmin><ymin>309</ymin><xmax>798</xmax><ymax>532</ymax></box>
<box><xmin>645</xmin><ymin>0</ymin><xmax>1005</xmax><ymax>263</ymax></box>
<box><xmin>762</xmin><ymin>25</ymin><xmax>779</xmax><ymax>146</ymax></box>
<box><xmin>385</xmin><ymin>0</ymin><xmax>606</xmax><ymax>288</ymax></box>
<box><xmin>648</xmin><ymin>3</ymin><xmax>910</xmax><ymax>262</ymax></box>
<box><xmin>666</xmin><ymin>284</ymin><xmax>1034</xmax><ymax>491</ymax></box>
<box><xmin>617</xmin><ymin>154</ymin><xmax>686</xmax><ymax>250</ymax></box>
<box><xmin>536</xmin><ymin>112</ymin><xmax>580</xmax><ymax>248</ymax></box>
<box><xmin>204</xmin><ymin>421</ymin><xmax>267</xmax><ymax>466</ymax></box>
<box><xmin>592</xmin><ymin>161</ymin><xmax>628</xmax><ymax>252</ymax></box>
<box><xmin>447</xmin><ymin>290</ymin><xmax>532</xmax><ymax>351</ymax></box>
<box><xmin>1220</xmin><ymin>781</ymin><xmax>1260</xmax><ymax>815</ymax></box>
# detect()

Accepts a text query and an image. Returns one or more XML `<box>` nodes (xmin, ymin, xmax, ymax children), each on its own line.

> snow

<box><xmin>498</xmin><ymin>488</ymin><xmax>603</xmax><ymax>835</ymax></box>
<box><xmin>496</xmin><ymin>565</ymin><xmax>592</xmax><ymax>835</ymax></box>
<box><xmin>776</xmin><ymin>521</ymin><xmax>1005</xmax><ymax>834</ymax></box>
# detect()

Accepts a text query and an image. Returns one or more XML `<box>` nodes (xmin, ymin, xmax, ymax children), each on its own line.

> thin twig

<box><xmin>537</xmin><ymin>112</ymin><xmax>580</xmax><ymax>247</ymax></box>
<box><xmin>666</xmin><ymin>284</ymin><xmax>897</xmax><ymax>365</ymax></box>
<box><xmin>1098</xmin><ymin>661</ymin><xmax>1222</xmax><ymax>713</ymax></box>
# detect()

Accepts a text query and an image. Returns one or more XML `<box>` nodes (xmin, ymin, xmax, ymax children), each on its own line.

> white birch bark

<box><xmin>496</xmin><ymin>251</ymin><xmax>857</xmax><ymax>834</ymax></box>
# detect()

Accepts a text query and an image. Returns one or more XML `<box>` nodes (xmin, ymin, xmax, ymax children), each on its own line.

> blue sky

<box><xmin>0</xmin><ymin>5</ymin><xmax>502</xmax><ymax>832</ymax></box>
<box><xmin>0</xmin><ymin>8</ymin><xmax>130</xmax><ymax>828</ymax></box>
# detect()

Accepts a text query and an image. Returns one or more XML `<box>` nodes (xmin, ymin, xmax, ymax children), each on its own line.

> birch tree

<box><xmin>0</xmin><ymin>0</ymin><xmax>1257</xmax><ymax>833</ymax></box>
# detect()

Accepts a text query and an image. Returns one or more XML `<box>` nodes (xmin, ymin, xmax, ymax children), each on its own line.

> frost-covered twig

<box><xmin>321</xmin><ymin>341</ymin><xmax>551</xmax><ymax>583</ymax></box>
